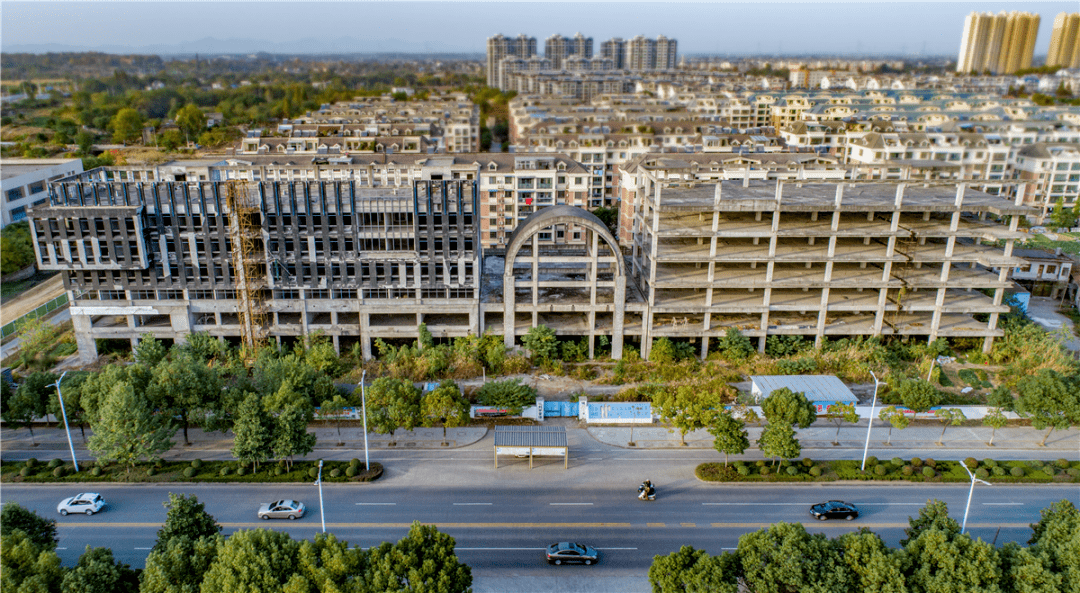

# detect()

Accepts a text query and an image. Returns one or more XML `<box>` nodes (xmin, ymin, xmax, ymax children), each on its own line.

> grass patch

<box><xmin>696</xmin><ymin>458</ymin><xmax>1080</xmax><ymax>484</ymax></box>
<box><xmin>1</xmin><ymin>458</ymin><xmax>384</xmax><ymax>484</ymax></box>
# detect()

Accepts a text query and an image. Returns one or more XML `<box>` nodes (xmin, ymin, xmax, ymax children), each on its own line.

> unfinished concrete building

<box><xmin>627</xmin><ymin>175</ymin><xmax>1034</xmax><ymax>357</ymax></box>
<box><xmin>31</xmin><ymin>178</ymin><xmax>481</xmax><ymax>360</ymax></box>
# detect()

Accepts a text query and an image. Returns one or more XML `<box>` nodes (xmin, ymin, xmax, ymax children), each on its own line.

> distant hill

<box><xmin>2</xmin><ymin>36</ymin><xmax>484</xmax><ymax>56</ymax></box>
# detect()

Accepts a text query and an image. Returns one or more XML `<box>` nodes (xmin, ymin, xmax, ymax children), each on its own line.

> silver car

<box><xmin>57</xmin><ymin>493</ymin><xmax>106</xmax><ymax>516</ymax></box>
<box><xmin>257</xmin><ymin>499</ymin><xmax>305</xmax><ymax>520</ymax></box>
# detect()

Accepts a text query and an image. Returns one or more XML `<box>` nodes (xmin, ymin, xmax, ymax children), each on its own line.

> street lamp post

<box><xmin>51</xmin><ymin>371</ymin><xmax>78</xmax><ymax>472</ymax></box>
<box><xmin>315</xmin><ymin>459</ymin><xmax>325</xmax><ymax>533</ymax></box>
<box><xmin>361</xmin><ymin>370</ymin><xmax>369</xmax><ymax>471</ymax></box>
<box><xmin>959</xmin><ymin>459</ymin><xmax>991</xmax><ymax>535</ymax></box>
<box><xmin>860</xmin><ymin>371</ymin><xmax>882</xmax><ymax>472</ymax></box>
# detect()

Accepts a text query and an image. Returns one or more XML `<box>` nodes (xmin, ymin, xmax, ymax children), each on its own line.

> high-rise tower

<box><xmin>957</xmin><ymin>11</ymin><xmax>1040</xmax><ymax>75</ymax></box>
<box><xmin>1047</xmin><ymin>12</ymin><xmax>1080</xmax><ymax>68</ymax></box>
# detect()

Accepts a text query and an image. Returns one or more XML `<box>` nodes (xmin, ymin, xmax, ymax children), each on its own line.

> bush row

<box><xmin>4</xmin><ymin>457</ymin><xmax>383</xmax><ymax>483</ymax></box>
<box><xmin>697</xmin><ymin>457</ymin><xmax>1080</xmax><ymax>483</ymax></box>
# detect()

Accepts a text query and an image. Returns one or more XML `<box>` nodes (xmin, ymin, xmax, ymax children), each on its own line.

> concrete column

<box><xmin>360</xmin><ymin>313</ymin><xmax>372</xmax><ymax>360</ymax></box>
<box><xmin>300</xmin><ymin>289</ymin><xmax>311</xmax><ymax>347</ymax></box>
<box><xmin>873</xmin><ymin>288</ymin><xmax>889</xmax><ymax>335</ymax></box>
<box><xmin>589</xmin><ymin>231</ymin><xmax>599</xmax><ymax>306</ymax></box>
<box><xmin>612</xmin><ymin>276</ymin><xmax>625</xmax><ymax>359</ymax></box>
<box><xmin>503</xmin><ymin>269</ymin><xmax>516</xmax><ymax>349</ymax></box>
<box><xmin>814</xmin><ymin>287</ymin><xmax>830</xmax><ymax>348</ymax></box>
<box><xmin>73</xmin><ymin>313</ymin><xmax>98</xmax><ymax>363</ymax></box>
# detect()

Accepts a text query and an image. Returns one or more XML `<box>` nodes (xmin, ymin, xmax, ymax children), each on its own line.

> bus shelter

<box><xmin>493</xmin><ymin>425</ymin><xmax>568</xmax><ymax>469</ymax></box>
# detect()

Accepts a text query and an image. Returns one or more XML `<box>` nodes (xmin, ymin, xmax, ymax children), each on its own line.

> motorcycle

<box><xmin>637</xmin><ymin>483</ymin><xmax>656</xmax><ymax>501</ymax></box>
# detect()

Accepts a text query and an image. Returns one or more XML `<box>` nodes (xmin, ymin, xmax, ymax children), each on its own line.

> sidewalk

<box><xmin>587</xmin><ymin>421</ymin><xmax>1080</xmax><ymax>452</ymax></box>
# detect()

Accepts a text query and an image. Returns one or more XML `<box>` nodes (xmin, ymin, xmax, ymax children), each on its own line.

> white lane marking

<box><xmin>355</xmin><ymin>503</ymin><xmax>396</xmax><ymax>506</ymax></box>
<box><xmin>705</xmin><ymin>503</ymin><xmax>804</xmax><ymax>506</ymax></box>
<box><xmin>598</xmin><ymin>547</ymin><xmax>637</xmax><ymax>550</ymax></box>
<box><xmin>983</xmin><ymin>502</ymin><xmax>1024</xmax><ymax>506</ymax></box>
<box><xmin>56</xmin><ymin>548</ymin><xmax>67</xmax><ymax>550</ymax></box>
<box><xmin>550</xmin><ymin>503</ymin><xmax>593</xmax><ymax>506</ymax></box>
<box><xmin>134</xmin><ymin>547</ymin><xmax>152</xmax><ymax>550</ymax></box>
<box><xmin>457</xmin><ymin>547</ymin><xmax>545</xmax><ymax>550</ymax></box>
<box><xmin>453</xmin><ymin>503</ymin><xmax>493</xmax><ymax>506</ymax></box>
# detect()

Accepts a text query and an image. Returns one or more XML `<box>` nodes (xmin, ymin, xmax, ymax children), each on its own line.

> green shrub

<box><xmin>350</xmin><ymin>458</ymin><xmax>361</xmax><ymax>467</ymax></box>
<box><xmin>236</xmin><ymin>467</ymin><xmax>246</xmax><ymax>476</ymax></box>
<box><xmin>191</xmin><ymin>459</ymin><xmax>203</xmax><ymax>469</ymax></box>
<box><xmin>52</xmin><ymin>467</ymin><xmax>65</xmax><ymax>478</ymax></box>
<box><xmin>183</xmin><ymin>467</ymin><xmax>196</xmax><ymax>478</ymax></box>
<box><xmin>219</xmin><ymin>467</ymin><xmax>231</xmax><ymax>476</ymax></box>
<box><xmin>146</xmin><ymin>467</ymin><xmax>156</xmax><ymax>477</ymax></box>
<box><xmin>329</xmin><ymin>468</ymin><xmax>342</xmax><ymax>478</ymax></box>
<box><xmin>734</xmin><ymin>461</ymin><xmax>746</xmax><ymax>468</ymax></box>
<box><xmin>801</xmin><ymin>458</ymin><xmax>814</xmax><ymax>467</ymax></box>
<box><xmin>47</xmin><ymin>458</ymin><xmax>62</xmax><ymax>469</ymax></box>
<box><xmin>1043</xmin><ymin>466</ymin><xmax>1057</xmax><ymax>476</ymax></box>
<box><xmin>1056</xmin><ymin>458</ymin><xmax>1071</xmax><ymax>469</ymax></box>
<box><xmin>924</xmin><ymin>458</ymin><xmax>936</xmax><ymax>468</ymax></box>
<box><xmin>922</xmin><ymin>466</ymin><xmax>935</xmax><ymax>478</ymax></box>
<box><xmin>874</xmin><ymin>465</ymin><xmax>888</xmax><ymax>476</ymax></box>
<box><xmin>1068</xmin><ymin>468</ymin><xmax>1080</xmax><ymax>478</ymax></box>
<box><xmin>1010</xmin><ymin>466</ymin><xmax>1025</xmax><ymax>477</ymax></box>
<box><xmin>736</xmin><ymin>465</ymin><xmax>751</xmax><ymax>476</ymax></box>
<box><xmin>24</xmin><ymin>458</ymin><xmax>37</xmax><ymax>468</ymax></box>
<box><xmin>345</xmin><ymin>467</ymin><xmax>357</xmax><ymax>477</ymax></box>
<box><xmin>992</xmin><ymin>466</ymin><xmax>1006</xmax><ymax>476</ymax></box>
<box><xmin>983</xmin><ymin>458</ymin><xmax>997</xmax><ymax>468</ymax></box>
<box><xmin>975</xmin><ymin>468</ymin><xmax>990</xmax><ymax>479</ymax></box>
<box><xmin>865</xmin><ymin>456</ymin><xmax>878</xmax><ymax>466</ymax></box>
<box><xmin>891</xmin><ymin>457</ymin><xmax>904</xmax><ymax>467</ymax></box>
<box><xmin>19</xmin><ymin>467</ymin><xmax>30</xmax><ymax>477</ymax></box>
<box><xmin>759</xmin><ymin>466</ymin><xmax>770</xmax><ymax>476</ymax></box>
<box><xmin>910</xmin><ymin>457</ymin><xmax>922</xmax><ymax>467</ymax></box>
<box><xmin>900</xmin><ymin>465</ymin><xmax>912</xmax><ymax>476</ymax></box>
<box><xmin>274</xmin><ymin>467</ymin><xmax>284</xmax><ymax>476</ymax></box>
<box><xmin>755</xmin><ymin>460</ymin><xmax>766</xmax><ymax>467</ymax></box>
<box><xmin>809</xmin><ymin>466</ymin><xmax>823</xmax><ymax>477</ymax></box>
<box><xmin>964</xmin><ymin>457</ymin><xmax>978</xmax><ymax>469</ymax></box>
<box><xmin>786</xmin><ymin>466</ymin><xmax>800</xmax><ymax>476</ymax></box>
<box><xmin>308</xmin><ymin>467</ymin><xmax>319</xmax><ymax>479</ymax></box>
<box><xmin>91</xmin><ymin>467</ymin><xmax>102</xmax><ymax>477</ymax></box>
<box><xmin>781</xmin><ymin>459</ymin><xmax>792</xmax><ymax>467</ymax></box>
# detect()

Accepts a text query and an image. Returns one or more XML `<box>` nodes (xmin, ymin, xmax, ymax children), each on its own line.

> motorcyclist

<box><xmin>638</xmin><ymin>479</ymin><xmax>655</xmax><ymax>500</ymax></box>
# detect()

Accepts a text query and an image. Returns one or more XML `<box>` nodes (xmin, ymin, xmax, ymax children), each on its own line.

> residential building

<box><xmin>601</xmin><ymin>38</ymin><xmax>626</xmax><ymax>70</ymax></box>
<box><xmin>1002</xmin><ymin>248</ymin><xmax>1074</xmax><ymax>298</ymax></box>
<box><xmin>1</xmin><ymin>158</ymin><xmax>83</xmax><ymax>227</ymax></box>
<box><xmin>1047</xmin><ymin>12</ymin><xmax>1080</xmax><ymax>69</ymax></box>
<box><xmin>1012</xmin><ymin>142</ymin><xmax>1080</xmax><ymax>220</ymax></box>
<box><xmin>957</xmin><ymin>11</ymin><xmax>1040</xmax><ymax>75</ymax></box>
<box><xmin>487</xmin><ymin>34</ymin><xmax>538</xmax><ymax>88</ymax></box>
<box><xmin>545</xmin><ymin>33</ymin><xmax>593</xmax><ymax>70</ymax></box>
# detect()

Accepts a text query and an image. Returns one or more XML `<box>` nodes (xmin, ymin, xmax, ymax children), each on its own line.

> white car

<box><xmin>57</xmin><ymin>493</ymin><xmax>106</xmax><ymax>516</ymax></box>
<box><xmin>257</xmin><ymin>499</ymin><xmax>305</xmax><ymax>520</ymax></box>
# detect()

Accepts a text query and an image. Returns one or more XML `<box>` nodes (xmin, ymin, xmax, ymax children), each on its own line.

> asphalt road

<box><xmin>4</xmin><ymin>482</ymin><xmax>1078</xmax><ymax>593</ymax></box>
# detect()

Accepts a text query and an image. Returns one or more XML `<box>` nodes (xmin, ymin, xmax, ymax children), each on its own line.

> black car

<box><xmin>810</xmin><ymin>500</ymin><xmax>860</xmax><ymax>521</ymax></box>
<box><xmin>546</xmin><ymin>542</ymin><xmax>600</xmax><ymax>565</ymax></box>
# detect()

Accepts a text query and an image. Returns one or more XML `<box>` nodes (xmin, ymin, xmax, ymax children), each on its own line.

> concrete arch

<box><xmin>502</xmin><ymin>205</ymin><xmax>625</xmax><ymax>358</ymax></box>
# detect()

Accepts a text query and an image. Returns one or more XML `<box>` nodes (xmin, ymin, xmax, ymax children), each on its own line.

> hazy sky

<box><xmin>2</xmin><ymin>1</ymin><xmax>1077</xmax><ymax>56</ymax></box>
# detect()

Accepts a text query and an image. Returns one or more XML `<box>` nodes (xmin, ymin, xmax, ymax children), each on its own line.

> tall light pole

<box><xmin>314</xmin><ymin>459</ymin><xmax>325</xmax><ymax>533</ymax></box>
<box><xmin>960</xmin><ymin>459</ymin><xmax>991</xmax><ymax>535</ymax></box>
<box><xmin>361</xmin><ymin>369</ymin><xmax>369</xmax><ymax>471</ymax></box>
<box><xmin>861</xmin><ymin>371</ymin><xmax>882</xmax><ymax>471</ymax></box>
<box><xmin>51</xmin><ymin>371</ymin><xmax>78</xmax><ymax>472</ymax></box>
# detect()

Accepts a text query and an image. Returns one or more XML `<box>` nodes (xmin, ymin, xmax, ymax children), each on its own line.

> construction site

<box><xmin>28</xmin><ymin>172</ymin><xmax>1033</xmax><ymax>361</ymax></box>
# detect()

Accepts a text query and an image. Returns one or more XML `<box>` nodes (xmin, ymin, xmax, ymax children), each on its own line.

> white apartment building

<box><xmin>1</xmin><ymin>158</ymin><xmax>83</xmax><ymax>227</ymax></box>
<box><xmin>1013</xmin><ymin>143</ymin><xmax>1080</xmax><ymax>220</ymax></box>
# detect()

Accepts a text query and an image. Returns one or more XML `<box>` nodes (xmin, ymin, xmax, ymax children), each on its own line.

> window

<box><xmin>6</xmin><ymin>187</ymin><xmax>25</xmax><ymax>202</ymax></box>
<box><xmin>28</xmin><ymin>181</ymin><xmax>46</xmax><ymax>195</ymax></box>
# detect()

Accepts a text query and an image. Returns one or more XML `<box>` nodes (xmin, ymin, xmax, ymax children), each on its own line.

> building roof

<box><xmin>749</xmin><ymin>375</ymin><xmax>857</xmax><ymax>403</ymax></box>
<box><xmin>493</xmin><ymin>425</ymin><xmax>568</xmax><ymax>447</ymax></box>
<box><xmin>0</xmin><ymin>158</ymin><xmax>81</xmax><ymax>181</ymax></box>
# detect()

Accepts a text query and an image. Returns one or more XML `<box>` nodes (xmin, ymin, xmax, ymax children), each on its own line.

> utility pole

<box><xmin>960</xmin><ymin>459</ymin><xmax>991</xmax><ymax>535</ymax></box>
<box><xmin>361</xmin><ymin>369</ymin><xmax>369</xmax><ymax>471</ymax></box>
<box><xmin>861</xmin><ymin>371</ymin><xmax>882</xmax><ymax>471</ymax></box>
<box><xmin>314</xmin><ymin>459</ymin><xmax>325</xmax><ymax>533</ymax></box>
<box><xmin>51</xmin><ymin>372</ymin><xmax>78</xmax><ymax>472</ymax></box>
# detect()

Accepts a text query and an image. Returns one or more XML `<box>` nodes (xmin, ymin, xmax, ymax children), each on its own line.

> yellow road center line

<box><xmin>646</xmin><ymin>522</ymin><xmax>665</xmax><ymax>527</ymax></box>
<box><xmin>681</xmin><ymin>523</ymin><xmax>696</xmax><ymax>527</ymax></box>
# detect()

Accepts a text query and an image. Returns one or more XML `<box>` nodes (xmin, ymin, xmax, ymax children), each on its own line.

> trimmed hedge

<box><xmin>1</xmin><ymin>459</ymin><xmax>385</xmax><ymax>484</ymax></box>
<box><xmin>695</xmin><ymin>458</ymin><xmax>1080</xmax><ymax>484</ymax></box>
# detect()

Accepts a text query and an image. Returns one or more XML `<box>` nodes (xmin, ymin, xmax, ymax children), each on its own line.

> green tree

<box><xmin>652</xmin><ymin>385</ymin><xmax>718</xmax><ymax>446</ymax></box>
<box><xmin>198</xmin><ymin>529</ymin><xmax>300</xmax><ymax>593</ymax></box>
<box><xmin>231</xmin><ymin>393</ymin><xmax>274</xmax><ymax>471</ymax></box>
<box><xmin>421</xmin><ymin>380</ymin><xmax>470</xmax><ymax>444</ymax></box>
<box><xmin>474</xmin><ymin>378</ymin><xmax>536</xmax><ymax>412</ymax></box>
<box><xmin>900</xmin><ymin>499</ymin><xmax>960</xmax><ymax>547</ymax></box>
<box><xmin>878</xmin><ymin>405</ymin><xmax>910</xmax><ymax>445</ymax></box>
<box><xmin>140</xmin><ymin>534</ymin><xmax>221</xmax><ymax>593</ymax></box>
<box><xmin>87</xmin><ymin>381</ymin><xmax>175</xmax><ymax>477</ymax></box>
<box><xmin>934</xmin><ymin>407</ymin><xmax>967</xmax><ymax>445</ymax></box>
<box><xmin>717</xmin><ymin>328</ymin><xmax>754</xmax><ymax>360</ymax></box>
<box><xmin>1</xmin><ymin>372</ymin><xmax>55</xmax><ymax>445</ymax></box>
<box><xmin>272</xmin><ymin>401</ymin><xmax>317</xmax><ymax>471</ymax></box>
<box><xmin>254</xmin><ymin>353</ymin><xmax>336</xmax><ymax>409</ymax></box>
<box><xmin>134</xmin><ymin>335</ymin><xmax>168</xmax><ymax>366</ymax></box>
<box><xmin>836</xmin><ymin>530</ymin><xmax>908</xmax><ymax>593</ymax></box>
<box><xmin>761</xmin><ymin>387</ymin><xmax>817</xmax><ymax>429</ymax></box>
<box><xmin>896</xmin><ymin>379</ymin><xmax>942</xmax><ymax>421</ymax></box>
<box><xmin>983</xmin><ymin>408</ymin><xmax>1008</xmax><ymax>447</ymax></box>
<box><xmin>61</xmin><ymin>546</ymin><xmax>139</xmax><ymax>593</ymax></box>
<box><xmin>649</xmin><ymin>337</ymin><xmax>678</xmax><ymax>364</ymax></box>
<box><xmin>110</xmin><ymin>107</ymin><xmax>145</xmax><ymax>144</ymax></box>
<box><xmin>148</xmin><ymin>352</ymin><xmax>223</xmax><ymax>445</ymax></box>
<box><xmin>758</xmin><ymin>423</ymin><xmax>802</xmax><ymax>466</ymax></box>
<box><xmin>365</xmin><ymin>521</ymin><xmax>472</xmax><ymax>593</ymax></box>
<box><xmin>320</xmin><ymin>394</ymin><xmax>351</xmax><ymax>445</ymax></box>
<box><xmin>737</xmin><ymin>522</ymin><xmax>852</xmax><ymax>593</ymax></box>
<box><xmin>999</xmin><ymin>541</ymin><xmax>1062</xmax><ymax>593</ymax></box>
<box><xmin>75</xmin><ymin>130</ymin><xmax>95</xmax><ymax>155</ymax></box>
<box><xmin>903</xmin><ymin>528</ymin><xmax>1001</xmax><ymax>593</ymax></box>
<box><xmin>1051</xmin><ymin>196</ymin><xmax>1073</xmax><ymax>229</ymax></box>
<box><xmin>417</xmin><ymin>322</ymin><xmax>434</xmax><ymax>351</ymax></box>
<box><xmin>45</xmin><ymin>371</ymin><xmax>91</xmax><ymax>441</ymax></box>
<box><xmin>708</xmin><ymin>409</ymin><xmax>749</xmax><ymax>467</ymax></box>
<box><xmin>295</xmin><ymin>533</ymin><xmax>368</xmax><ymax>592</ymax></box>
<box><xmin>175</xmin><ymin>103</ymin><xmax>206</xmax><ymax>144</ymax></box>
<box><xmin>153</xmin><ymin>493</ymin><xmax>221</xmax><ymax>551</ymax></box>
<box><xmin>364</xmin><ymin>377</ymin><xmax>421</xmax><ymax>444</ymax></box>
<box><xmin>649</xmin><ymin>546</ymin><xmax>740</xmax><ymax>593</ymax></box>
<box><xmin>826</xmin><ymin>401</ymin><xmax>859</xmax><ymax>445</ymax></box>
<box><xmin>0</xmin><ymin>503</ymin><xmax>58</xmax><ymax>550</ymax></box>
<box><xmin>1014</xmin><ymin>369</ymin><xmax>1080</xmax><ymax>446</ymax></box>
<box><xmin>522</xmin><ymin>324</ymin><xmax>557</xmax><ymax>363</ymax></box>
<box><xmin>0</xmin><ymin>222</ymin><xmax>35</xmax><ymax>276</ymax></box>
<box><xmin>1022</xmin><ymin>500</ymin><xmax>1080</xmax><ymax>593</ymax></box>
<box><xmin>0</xmin><ymin>529</ymin><xmax>63</xmax><ymax>593</ymax></box>
<box><xmin>14</xmin><ymin>315</ymin><xmax>61</xmax><ymax>371</ymax></box>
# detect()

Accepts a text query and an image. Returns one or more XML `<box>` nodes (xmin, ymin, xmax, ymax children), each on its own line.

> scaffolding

<box><xmin>226</xmin><ymin>180</ymin><xmax>267</xmax><ymax>352</ymax></box>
